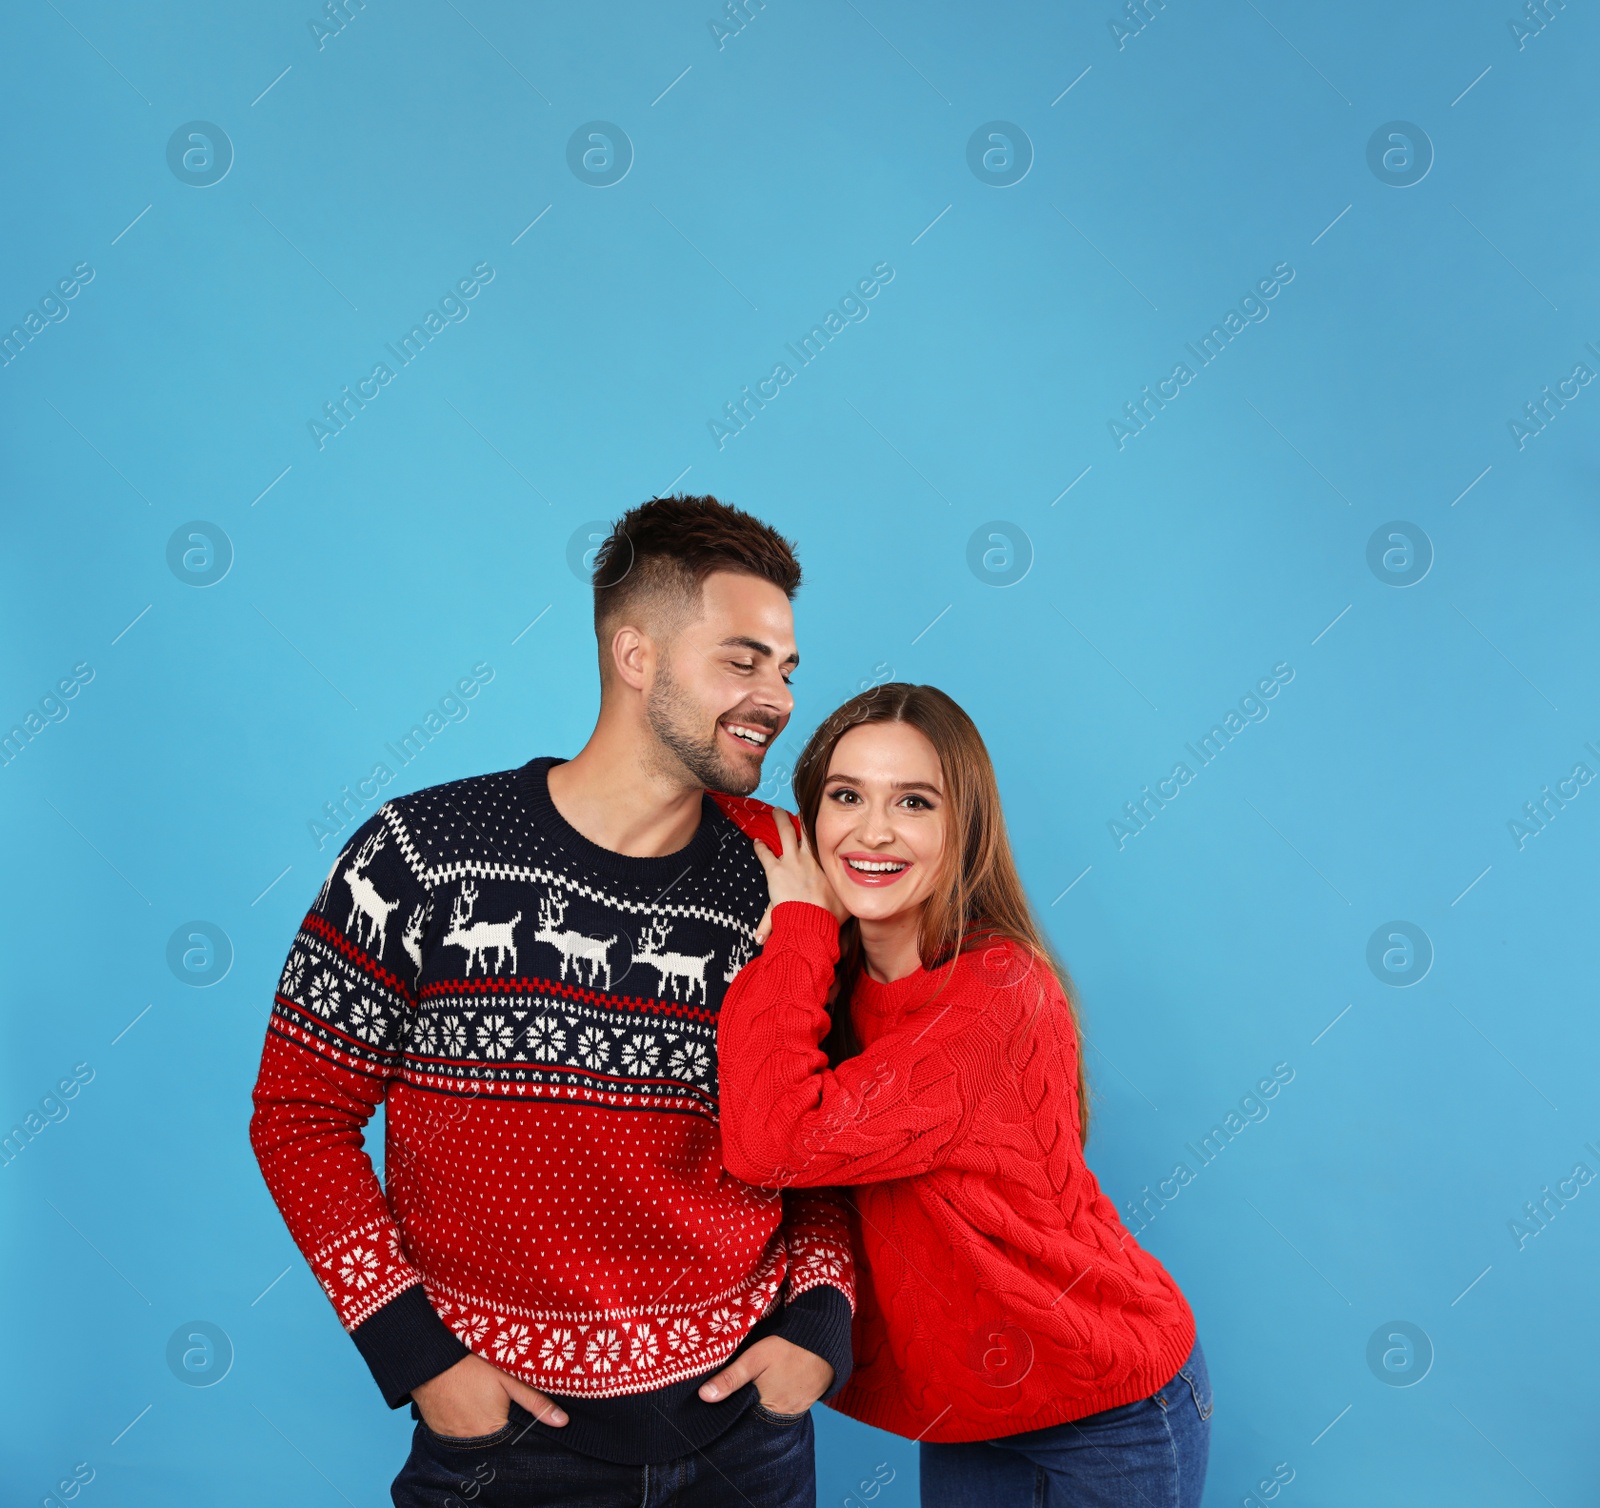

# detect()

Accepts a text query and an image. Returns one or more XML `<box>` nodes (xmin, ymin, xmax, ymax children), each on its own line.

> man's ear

<box><xmin>609</xmin><ymin>623</ymin><xmax>654</xmax><ymax>692</ymax></box>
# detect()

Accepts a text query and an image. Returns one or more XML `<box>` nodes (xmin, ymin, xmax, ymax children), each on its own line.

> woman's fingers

<box><xmin>751</xmin><ymin>809</ymin><xmax>839</xmax><ymax>923</ymax></box>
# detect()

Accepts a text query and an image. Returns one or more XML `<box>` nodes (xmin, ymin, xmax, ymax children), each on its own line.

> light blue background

<box><xmin>3</xmin><ymin>1</ymin><xmax>1597</xmax><ymax>1503</ymax></box>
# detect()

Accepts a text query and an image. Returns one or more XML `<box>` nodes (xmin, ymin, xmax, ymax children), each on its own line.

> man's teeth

<box><xmin>725</xmin><ymin>723</ymin><xmax>769</xmax><ymax>747</ymax></box>
<box><xmin>848</xmin><ymin>858</ymin><xmax>907</xmax><ymax>872</ymax></box>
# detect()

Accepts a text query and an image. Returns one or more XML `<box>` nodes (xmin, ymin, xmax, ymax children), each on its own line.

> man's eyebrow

<box><xmin>720</xmin><ymin>635</ymin><xmax>799</xmax><ymax>666</ymax></box>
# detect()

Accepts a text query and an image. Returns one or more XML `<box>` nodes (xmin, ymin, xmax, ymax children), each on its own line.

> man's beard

<box><xmin>646</xmin><ymin>660</ymin><xmax>768</xmax><ymax>796</ymax></box>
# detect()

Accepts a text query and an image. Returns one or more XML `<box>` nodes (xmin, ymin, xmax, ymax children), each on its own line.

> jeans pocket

<box><xmin>422</xmin><ymin>1415</ymin><xmax>521</xmax><ymax>1453</ymax></box>
<box><xmin>751</xmin><ymin>1400</ymin><xmax>810</xmax><ymax>1427</ymax></box>
<box><xmin>1177</xmin><ymin>1344</ymin><xmax>1213</xmax><ymax>1422</ymax></box>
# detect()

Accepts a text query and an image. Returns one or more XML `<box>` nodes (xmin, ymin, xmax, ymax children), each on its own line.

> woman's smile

<box><xmin>837</xmin><ymin>851</ymin><xmax>914</xmax><ymax>887</ymax></box>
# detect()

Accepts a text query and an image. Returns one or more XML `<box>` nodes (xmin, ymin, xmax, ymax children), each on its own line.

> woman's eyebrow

<box><xmin>826</xmin><ymin>773</ymin><xmax>943</xmax><ymax>794</ymax></box>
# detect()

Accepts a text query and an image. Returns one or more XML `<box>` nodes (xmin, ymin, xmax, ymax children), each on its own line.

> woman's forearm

<box><xmin>717</xmin><ymin>902</ymin><xmax>967</xmax><ymax>1188</ymax></box>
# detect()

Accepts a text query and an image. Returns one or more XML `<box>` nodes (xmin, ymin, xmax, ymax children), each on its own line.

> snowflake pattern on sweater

<box><xmin>250</xmin><ymin>759</ymin><xmax>854</xmax><ymax>1402</ymax></box>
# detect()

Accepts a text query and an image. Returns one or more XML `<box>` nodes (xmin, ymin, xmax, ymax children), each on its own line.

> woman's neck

<box><xmin>857</xmin><ymin>910</ymin><xmax>925</xmax><ymax>984</ymax></box>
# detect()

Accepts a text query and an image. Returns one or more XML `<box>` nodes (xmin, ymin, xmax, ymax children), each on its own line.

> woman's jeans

<box><xmin>391</xmin><ymin>1396</ymin><xmax>815</xmax><ymax>1508</ymax></box>
<box><xmin>920</xmin><ymin>1340</ymin><xmax>1211</xmax><ymax>1508</ymax></box>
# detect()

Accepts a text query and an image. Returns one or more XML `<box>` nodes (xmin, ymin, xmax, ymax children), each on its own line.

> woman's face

<box><xmin>813</xmin><ymin>721</ymin><xmax>947</xmax><ymax>927</ymax></box>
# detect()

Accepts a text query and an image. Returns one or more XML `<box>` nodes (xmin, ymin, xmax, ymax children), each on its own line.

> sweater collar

<box><xmin>518</xmin><ymin>756</ymin><xmax>728</xmax><ymax>890</ymax></box>
<box><xmin>852</xmin><ymin>952</ymin><xmax>964</xmax><ymax>1018</ymax></box>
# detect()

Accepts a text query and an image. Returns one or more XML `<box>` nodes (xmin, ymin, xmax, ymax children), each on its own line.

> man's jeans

<box><xmin>919</xmin><ymin>1340</ymin><xmax>1212</xmax><ymax>1508</ymax></box>
<box><xmin>391</xmin><ymin>1396</ymin><xmax>816</xmax><ymax>1508</ymax></box>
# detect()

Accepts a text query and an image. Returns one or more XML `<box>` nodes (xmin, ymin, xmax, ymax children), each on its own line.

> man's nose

<box><xmin>754</xmin><ymin>668</ymin><xmax>795</xmax><ymax>720</ymax></box>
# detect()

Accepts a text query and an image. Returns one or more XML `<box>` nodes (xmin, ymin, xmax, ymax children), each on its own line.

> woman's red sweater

<box><xmin>717</xmin><ymin>900</ymin><xmax>1195</xmax><ymax>1443</ymax></box>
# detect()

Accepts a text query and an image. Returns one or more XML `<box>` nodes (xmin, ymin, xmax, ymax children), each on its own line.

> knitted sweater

<box><xmin>249</xmin><ymin>759</ymin><xmax>854</xmax><ymax>1465</ymax></box>
<box><xmin>716</xmin><ymin>901</ymin><xmax>1195</xmax><ymax>1443</ymax></box>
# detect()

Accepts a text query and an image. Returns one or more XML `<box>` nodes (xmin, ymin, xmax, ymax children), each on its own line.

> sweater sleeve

<box><xmin>248</xmin><ymin>807</ymin><xmax>468</xmax><ymax>1407</ymax></box>
<box><xmin>717</xmin><ymin>901</ymin><xmax>975</xmax><ymax>1189</ymax></box>
<box><xmin>772</xmin><ymin>1187</ymin><xmax>856</xmax><ymax>1396</ymax></box>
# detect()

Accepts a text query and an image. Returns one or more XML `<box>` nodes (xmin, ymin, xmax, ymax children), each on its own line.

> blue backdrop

<box><xmin>3</xmin><ymin>2</ymin><xmax>1597</xmax><ymax>1503</ymax></box>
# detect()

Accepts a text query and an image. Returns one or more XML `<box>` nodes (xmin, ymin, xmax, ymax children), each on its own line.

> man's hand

<box><xmin>413</xmin><ymin>1352</ymin><xmax>568</xmax><ymax>1438</ymax></box>
<box><xmin>697</xmin><ymin>1335</ymin><xmax>835</xmax><ymax>1414</ymax></box>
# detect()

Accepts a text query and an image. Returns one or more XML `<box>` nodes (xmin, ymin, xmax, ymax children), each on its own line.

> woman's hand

<box><xmin>752</xmin><ymin>812</ymin><xmax>847</xmax><ymax>943</ymax></box>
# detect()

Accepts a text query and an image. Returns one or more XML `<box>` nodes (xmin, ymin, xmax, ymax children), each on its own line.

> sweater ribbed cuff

<box><xmin>774</xmin><ymin>1283</ymin><xmax>854</xmax><ymax>1400</ymax></box>
<box><xmin>769</xmin><ymin>901</ymin><xmax>841</xmax><ymax>959</ymax></box>
<box><xmin>351</xmin><ymin>1284</ymin><xmax>471</xmax><ymax>1408</ymax></box>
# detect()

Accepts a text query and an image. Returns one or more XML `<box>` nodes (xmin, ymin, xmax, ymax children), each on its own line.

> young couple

<box><xmin>250</xmin><ymin>495</ymin><xmax>1210</xmax><ymax>1508</ymax></box>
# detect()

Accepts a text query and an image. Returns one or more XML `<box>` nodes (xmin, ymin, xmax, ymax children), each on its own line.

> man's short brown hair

<box><xmin>591</xmin><ymin>495</ymin><xmax>801</xmax><ymax>645</ymax></box>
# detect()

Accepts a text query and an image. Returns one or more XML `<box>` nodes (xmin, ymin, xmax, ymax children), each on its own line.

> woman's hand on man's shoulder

<box><xmin>751</xmin><ymin>810</ymin><xmax>848</xmax><ymax>943</ymax></box>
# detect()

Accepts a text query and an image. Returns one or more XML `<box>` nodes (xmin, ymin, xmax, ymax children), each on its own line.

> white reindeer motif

<box><xmin>344</xmin><ymin>831</ymin><xmax>399</xmax><ymax>955</ymax></box>
<box><xmin>442</xmin><ymin>882</ymin><xmax>521</xmax><ymax>976</ymax></box>
<box><xmin>723</xmin><ymin>934</ymin><xmax>754</xmax><ymax>984</ymax></box>
<box><xmin>635</xmin><ymin>916</ymin><xmax>715</xmax><ymax>1004</ymax></box>
<box><xmin>401</xmin><ymin>901</ymin><xmax>431</xmax><ymax>975</ymax></box>
<box><xmin>533</xmin><ymin>892</ymin><xmax>616</xmax><ymax>990</ymax></box>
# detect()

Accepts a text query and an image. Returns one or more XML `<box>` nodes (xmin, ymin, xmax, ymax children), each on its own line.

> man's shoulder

<box><xmin>383</xmin><ymin>762</ymin><xmax>528</xmax><ymax>822</ymax></box>
<box><xmin>703</xmin><ymin>792</ymin><xmax>785</xmax><ymax>930</ymax></box>
<box><xmin>708</xmin><ymin>790</ymin><xmax>797</xmax><ymax>854</ymax></box>
<box><xmin>374</xmin><ymin>762</ymin><xmax>535</xmax><ymax>867</ymax></box>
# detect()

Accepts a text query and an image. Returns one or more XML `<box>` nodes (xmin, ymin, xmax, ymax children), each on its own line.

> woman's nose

<box><xmin>856</xmin><ymin>805</ymin><xmax>896</xmax><ymax>843</ymax></box>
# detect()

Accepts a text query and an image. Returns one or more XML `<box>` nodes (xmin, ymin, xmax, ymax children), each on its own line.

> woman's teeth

<box><xmin>847</xmin><ymin>858</ymin><xmax>907</xmax><ymax>872</ymax></box>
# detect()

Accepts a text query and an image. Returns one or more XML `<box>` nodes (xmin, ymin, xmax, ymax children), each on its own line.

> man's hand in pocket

<box><xmin>413</xmin><ymin>1353</ymin><xmax>568</xmax><ymax>1438</ymax></box>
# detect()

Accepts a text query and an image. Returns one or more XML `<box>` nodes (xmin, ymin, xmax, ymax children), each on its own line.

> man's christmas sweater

<box><xmin>249</xmin><ymin>757</ymin><xmax>855</xmax><ymax>1465</ymax></box>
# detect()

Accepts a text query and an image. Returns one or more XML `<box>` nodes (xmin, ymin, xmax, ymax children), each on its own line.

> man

<box><xmin>250</xmin><ymin>496</ymin><xmax>853</xmax><ymax>1506</ymax></box>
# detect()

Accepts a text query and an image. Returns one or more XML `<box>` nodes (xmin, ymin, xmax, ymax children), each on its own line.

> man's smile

<box><xmin>721</xmin><ymin>718</ymin><xmax>772</xmax><ymax>751</ymax></box>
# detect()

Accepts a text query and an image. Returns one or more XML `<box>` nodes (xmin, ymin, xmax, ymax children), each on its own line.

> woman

<box><xmin>712</xmin><ymin>684</ymin><xmax>1209</xmax><ymax>1507</ymax></box>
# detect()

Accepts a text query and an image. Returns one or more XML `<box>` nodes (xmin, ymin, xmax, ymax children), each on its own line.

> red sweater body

<box><xmin>717</xmin><ymin>901</ymin><xmax>1196</xmax><ymax>1443</ymax></box>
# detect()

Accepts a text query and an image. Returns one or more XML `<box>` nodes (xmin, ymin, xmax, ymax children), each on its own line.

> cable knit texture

<box><xmin>717</xmin><ymin>899</ymin><xmax>1195</xmax><ymax>1443</ymax></box>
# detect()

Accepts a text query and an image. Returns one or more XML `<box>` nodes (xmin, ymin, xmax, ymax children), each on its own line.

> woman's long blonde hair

<box><xmin>791</xmin><ymin>682</ymin><xmax>1091</xmax><ymax>1143</ymax></box>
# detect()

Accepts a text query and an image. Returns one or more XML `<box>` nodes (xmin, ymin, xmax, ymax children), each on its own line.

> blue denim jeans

<box><xmin>919</xmin><ymin>1340</ymin><xmax>1212</xmax><ymax>1508</ymax></box>
<box><xmin>391</xmin><ymin>1396</ymin><xmax>816</xmax><ymax>1508</ymax></box>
